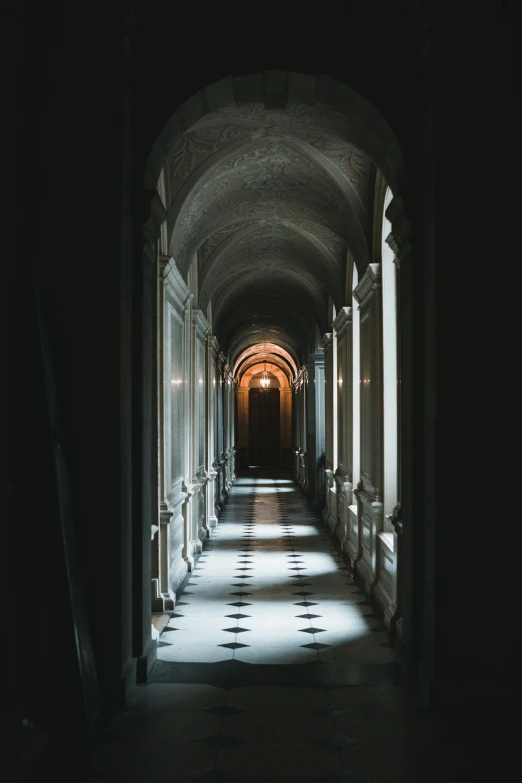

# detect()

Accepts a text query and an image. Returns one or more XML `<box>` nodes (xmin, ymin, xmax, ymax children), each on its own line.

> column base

<box><xmin>356</xmin><ymin>556</ymin><xmax>378</xmax><ymax>599</ymax></box>
<box><xmin>345</xmin><ymin>538</ymin><xmax>362</xmax><ymax>570</ymax></box>
<box><xmin>374</xmin><ymin>585</ymin><xmax>399</xmax><ymax>634</ymax></box>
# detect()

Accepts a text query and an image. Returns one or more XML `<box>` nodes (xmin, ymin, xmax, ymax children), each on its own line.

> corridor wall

<box><xmin>318</xmin><ymin>187</ymin><xmax>405</xmax><ymax>635</ymax></box>
<box><xmin>151</xmin><ymin>256</ymin><xmax>237</xmax><ymax>609</ymax></box>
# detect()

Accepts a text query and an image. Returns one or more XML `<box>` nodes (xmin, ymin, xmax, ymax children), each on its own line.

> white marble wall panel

<box><xmin>161</xmin><ymin>260</ymin><xmax>192</xmax><ymax>596</ymax></box>
<box><xmin>353</xmin><ymin>264</ymin><xmax>383</xmax><ymax>599</ymax></box>
<box><xmin>375</xmin><ymin>532</ymin><xmax>398</xmax><ymax>631</ymax></box>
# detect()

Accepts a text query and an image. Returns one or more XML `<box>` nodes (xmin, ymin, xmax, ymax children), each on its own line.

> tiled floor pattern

<box><xmin>84</xmin><ymin>469</ymin><xmax>472</xmax><ymax>781</ymax></box>
<box><xmin>156</xmin><ymin>473</ymin><xmax>392</xmax><ymax>666</ymax></box>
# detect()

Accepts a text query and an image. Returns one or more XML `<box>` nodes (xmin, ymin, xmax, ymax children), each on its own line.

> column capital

<box><xmin>332</xmin><ymin>306</ymin><xmax>352</xmax><ymax>336</ymax></box>
<box><xmin>192</xmin><ymin>308</ymin><xmax>209</xmax><ymax>337</ymax></box>
<box><xmin>207</xmin><ymin>334</ymin><xmax>220</xmax><ymax>355</ymax></box>
<box><xmin>183</xmin><ymin>292</ymin><xmax>194</xmax><ymax>312</ymax></box>
<box><xmin>385</xmin><ymin>193</ymin><xmax>412</xmax><ymax>270</ymax></box>
<box><xmin>158</xmin><ymin>254</ymin><xmax>171</xmax><ymax>273</ymax></box>
<box><xmin>305</xmin><ymin>354</ymin><xmax>324</xmax><ymax>379</ymax></box>
<box><xmin>292</xmin><ymin>365</ymin><xmax>308</xmax><ymax>390</ymax></box>
<box><xmin>353</xmin><ymin>263</ymin><xmax>381</xmax><ymax>308</ymax></box>
<box><xmin>321</xmin><ymin>332</ymin><xmax>333</xmax><ymax>351</ymax></box>
<box><xmin>163</xmin><ymin>258</ymin><xmax>190</xmax><ymax>307</ymax></box>
<box><xmin>182</xmin><ymin>480</ymin><xmax>198</xmax><ymax>496</ymax></box>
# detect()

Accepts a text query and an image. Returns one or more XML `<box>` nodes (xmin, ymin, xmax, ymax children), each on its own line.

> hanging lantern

<box><xmin>260</xmin><ymin>363</ymin><xmax>271</xmax><ymax>389</ymax></box>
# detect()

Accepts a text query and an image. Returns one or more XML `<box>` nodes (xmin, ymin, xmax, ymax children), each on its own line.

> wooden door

<box><xmin>249</xmin><ymin>388</ymin><xmax>280</xmax><ymax>466</ymax></box>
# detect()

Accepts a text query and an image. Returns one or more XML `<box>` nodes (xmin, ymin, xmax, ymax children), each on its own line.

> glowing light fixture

<box><xmin>260</xmin><ymin>363</ymin><xmax>271</xmax><ymax>389</ymax></box>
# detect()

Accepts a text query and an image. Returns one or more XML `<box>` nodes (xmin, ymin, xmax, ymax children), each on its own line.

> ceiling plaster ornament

<box><xmin>162</xmin><ymin>100</ymin><xmax>379</xmax><ymax>357</ymax></box>
<box><xmin>283</xmin><ymin>218</ymin><xmax>344</xmax><ymax>259</ymax></box>
<box><xmin>199</xmin><ymin>217</ymin><xmax>344</xmax><ymax>279</ymax></box>
<box><xmin>200</xmin><ymin>221</ymin><xmax>250</xmax><ymax>262</ymax></box>
<box><xmin>170</xmin><ymin>124</ymin><xmax>251</xmax><ymax>179</ymax></box>
<box><xmin>199</xmin><ymin>223</ymin><xmax>345</xmax><ymax>319</ymax></box>
<box><xmin>212</xmin><ymin>269</ymin><xmax>326</xmax><ymax>329</ymax></box>
<box><xmin>202</xmin><ymin>233</ymin><xmax>333</xmax><ymax>304</ymax></box>
<box><xmin>168</xmin><ymin>127</ymin><xmax>370</xmax><ymax>268</ymax></box>
<box><xmin>168</xmin><ymin>105</ymin><xmax>371</xmax><ymax>211</ymax></box>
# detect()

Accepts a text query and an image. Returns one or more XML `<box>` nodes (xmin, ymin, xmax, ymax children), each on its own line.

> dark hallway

<box><xmin>9</xmin><ymin>2</ymin><xmax>520</xmax><ymax>782</ymax></box>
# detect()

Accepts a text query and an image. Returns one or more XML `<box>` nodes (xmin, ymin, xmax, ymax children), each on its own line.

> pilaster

<box><xmin>353</xmin><ymin>264</ymin><xmax>383</xmax><ymax>598</ymax></box>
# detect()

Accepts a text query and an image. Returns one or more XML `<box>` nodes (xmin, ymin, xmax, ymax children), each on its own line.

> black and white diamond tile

<box><xmin>156</xmin><ymin>469</ymin><xmax>390</xmax><ymax>666</ymax></box>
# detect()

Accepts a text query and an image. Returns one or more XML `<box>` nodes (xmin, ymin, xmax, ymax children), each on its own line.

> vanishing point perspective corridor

<box><xmin>85</xmin><ymin>470</ymin><xmax>467</xmax><ymax>781</ymax></box>
<box><xmin>12</xmin><ymin>5</ymin><xmax>519</xmax><ymax>781</ymax></box>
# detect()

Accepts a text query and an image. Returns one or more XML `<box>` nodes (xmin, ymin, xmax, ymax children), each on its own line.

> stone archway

<box><xmin>141</xmin><ymin>71</ymin><xmax>413</xmax><ymax>678</ymax></box>
<box><xmin>237</xmin><ymin>362</ymin><xmax>292</xmax><ymax>469</ymax></box>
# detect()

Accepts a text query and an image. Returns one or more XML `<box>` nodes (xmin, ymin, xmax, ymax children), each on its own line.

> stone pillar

<box><xmin>162</xmin><ymin>258</ymin><xmax>192</xmax><ymax>596</ymax></box>
<box><xmin>332</xmin><ymin>307</ymin><xmax>353</xmax><ymax>547</ymax></box>
<box><xmin>321</xmin><ymin>332</ymin><xmax>335</xmax><ymax>523</ymax></box>
<box><xmin>353</xmin><ymin>264</ymin><xmax>383</xmax><ymax>598</ymax></box>
<box><xmin>280</xmin><ymin>386</ymin><xmax>292</xmax><ymax>467</ymax></box>
<box><xmin>190</xmin><ymin>309</ymin><xmax>209</xmax><ymax>548</ymax></box>
<box><xmin>206</xmin><ymin>336</ymin><xmax>220</xmax><ymax>530</ymax></box>
<box><xmin>386</xmin><ymin>194</ymin><xmax>412</xmax><ymax>667</ymax></box>
<box><xmin>292</xmin><ymin>367</ymin><xmax>307</xmax><ymax>488</ymax></box>
<box><xmin>217</xmin><ymin>352</ymin><xmax>228</xmax><ymax>509</ymax></box>
<box><xmin>229</xmin><ymin>375</ymin><xmax>238</xmax><ymax>484</ymax></box>
<box><xmin>305</xmin><ymin>352</ymin><xmax>325</xmax><ymax>506</ymax></box>
<box><xmin>292</xmin><ymin>374</ymin><xmax>298</xmax><ymax>480</ymax></box>
<box><xmin>156</xmin><ymin>256</ymin><xmax>175</xmax><ymax>609</ymax></box>
<box><xmin>222</xmin><ymin>362</ymin><xmax>234</xmax><ymax>493</ymax></box>
<box><xmin>237</xmin><ymin>387</ymin><xmax>249</xmax><ymax>468</ymax></box>
<box><xmin>180</xmin><ymin>291</ymin><xmax>196</xmax><ymax>567</ymax></box>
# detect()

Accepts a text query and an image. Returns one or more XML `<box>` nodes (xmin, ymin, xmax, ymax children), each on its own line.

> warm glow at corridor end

<box><xmin>233</xmin><ymin>342</ymin><xmax>298</xmax><ymax>380</ymax></box>
<box><xmin>260</xmin><ymin>367</ymin><xmax>271</xmax><ymax>388</ymax></box>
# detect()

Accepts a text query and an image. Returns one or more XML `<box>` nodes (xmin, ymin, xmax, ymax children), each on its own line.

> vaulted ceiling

<box><xmin>164</xmin><ymin>100</ymin><xmax>378</xmax><ymax>382</ymax></box>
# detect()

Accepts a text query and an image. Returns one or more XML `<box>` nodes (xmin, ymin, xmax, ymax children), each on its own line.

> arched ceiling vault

<box><xmin>237</xmin><ymin>357</ymin><xmax>293</xmax><ymax>387</ymax></box>
<box><xmin>223</xmin><ymin>317</ymin><xmax>305</xmax><ymax>370</ymax></box>
<box><xmin>239</xmin><ymin>364</ymin><xmax>289</xmax><ymax>390</ymax></box>
<box><xmin>234</xmin><ymin>343</ymin><xmax>298</xmax><ymax>381</ymax></box>
<box><xmin>161</xmin><ymin>88</ymin><xmax>395</xmax><ymax>370</ymax></box>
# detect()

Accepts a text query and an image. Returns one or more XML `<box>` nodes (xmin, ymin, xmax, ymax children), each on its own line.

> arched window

<box><xmin>382</xmin><ymin>187</ymin><xmax>398</xmax><ymax>530</ymax></box>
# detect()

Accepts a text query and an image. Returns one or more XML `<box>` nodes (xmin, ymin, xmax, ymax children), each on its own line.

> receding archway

<box><xmin>141</xmin><ymin>71</ymin><xmax>412</xmax><ymax>682</ymax></box>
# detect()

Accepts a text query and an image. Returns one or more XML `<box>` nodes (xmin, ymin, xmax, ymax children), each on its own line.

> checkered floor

<box><xmin>82</xmin><ymin>470</ymin><xmax>470</xmax><ymax>781</ymax></box>
<box><xmin>157</xmin><ymin>471</ymin><xmax>394</xmax><ymax>665</ymax></box>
